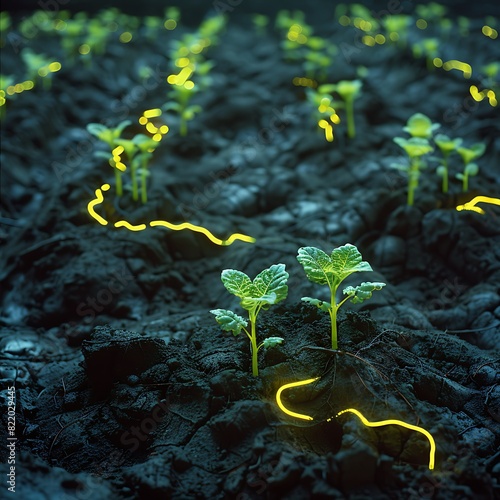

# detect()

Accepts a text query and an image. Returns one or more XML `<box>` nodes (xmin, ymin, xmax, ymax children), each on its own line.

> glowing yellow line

<box><xmin>275</xmin><ymin>378</ymin><xmax>319</xmax><ymax>421</ymax></box>
<box><xmin>87</xmin><ymin>184</ymin><xmax>110</xmax><ymax>226</ymax></box>
<box><xmin>150</xmin><ymin>220</ymin><xmax>256</xmax><ymax>246</ymax></box>
<box><xmin>336</xmin><ymin>408</ymin><xmax>436</xmax><ymax>470</ymax></box>
<box><xmin>114</xmin><ymin>221</ymin><xmax>147</xmax><ymax>231</ymax></box>
<box><xmin>86</xmin><ymin>186</ymin><xmax>255</xmax><ymax>246</ymax></box>
<box><xmin>456</xmin><ymin>196</ymin><xmax>500</xmax><ymax>215</ymax></box>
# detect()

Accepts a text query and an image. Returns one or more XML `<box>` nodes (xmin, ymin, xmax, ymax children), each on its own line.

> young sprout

<box><xmin>132</xmin><ymin>134</ymin><xmax>158</xmax><ymax>204</ymax></box>
<box><xmin>297</xmin><ymin>243</ymin><xmax>385</xmax><ymax>350</ymax></box>
<box><xmin>434</xmin><ymin>134</ymin><xmax>462</xmax><ymax>193</ymax></box>
<box><xmin>306</xmin><ymin>87</ymin><xmax>341</xmax><ymax>142</ymax></box>
<box><xmin>21</xmin><ymin>49</ymin><xmax>62</xmax><ymax>90</ymax></box>
<box><xmin>403</xmin><ymin>112</ymin><xmax>440</xmax><ymax>138</ymax></box>
<box><xmin>456</xmin><ymin>143</ymin><xmax>485</xmax><ymax>192</ymax></box>
<box><xmin>211</xmin><ymin>264</ymin><xmax>289</xmax><ymax>377</ymax></box>
<box><xmin>382</xmin><ymin>15</ymin><xmax>411</xmax><ymax>46</ymax></box>
<box><xmin>393</xmin><ymin>137</ymin><xmax>433</xmax><ymax>205</ymax></box>
<box><xmin>87</xmin><ymin>120</ymin><xmax>131</xmax><ymax>196</ymax></box>
<box><xmin>252</xmin><ymin>14</ymin><xmax>269</xmax><ymax>35</ymax></box>
<box><xmin>114</xmin><ymin>138</ymin><xmax>140</xmax><ymax>201</ymax></box>
<box><xmin>331</xmin><ymin>79</ymin><xmax>362</xmax><ymax>139</ymax></box>
<box><xmin>412</xmin><ymin>38</ymin><xmax>440</xmax><ymax>71</ymax></box>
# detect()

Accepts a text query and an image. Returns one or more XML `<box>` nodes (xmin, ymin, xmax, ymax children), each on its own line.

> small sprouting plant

<box><xmin>331</xmin><ymin>79</ymin><xmax>362</xmax><ymax>139</ymax></box>
<box><xmin>412</xmin><ymin>38</ymin><xmax>439</xmax><ymax>71</ymax></box>
<box><xmin>403</xmin><ymin>113</ymin><xmax>440</xmax><ymax>138</ymax></box>
<box><xmin>21</xmin><ymin>49</ymin><xmax>62</xmax><ymax>90</ymax></box>
<box><xmin>392</xmin><ymin>137</ymin><xmax>433</xmax><ymax>205</ymax></box>
<box><xmin>456</xmin><ymin>143</ymin><xmax>485</xmax><ymax>192</ymax></box>
<box><xmin>382</xmin><ymin>14</ymin><xmax>411</xmax><ymax>46</ymax></box>
<box><xmin>87</xmin><ymin>120</ymin><xmax>131</xmax><ymax>196</ymax></box>
<box><xmin>211</xmin><ymin>264</ymin><xmax>288</xmax><ymax>377</ymax></box>
<box><xmin>434</xmin><ymin>134</ymin><xmax>462</xmax><ymax>193</ymax></box>
<box><xmin>297</xmin><ymin>244</ymin><xmax>385</xmax><ymax>351</ymax></box>
<box><xmin>252</xmin><ymin>14</ymin><xmax>269</xmax><ymax>35</ymax></box>
<box><xmin>306</xmin><ymin>86</ymin><xmax>341</xmax><ymax>142</ymax></box>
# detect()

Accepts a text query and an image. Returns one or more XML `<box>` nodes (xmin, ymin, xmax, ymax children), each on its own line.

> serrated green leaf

<box><xmin>221</xmin><ymin>269</ymin><xmax>254</xmax><ymax>299</ymax></box>
<box><xmin>210</xmin><ymin>309</ymin><xmax>247</xmax><ymax>336</ymax></box>
<box><xmin>331</xmin><ymin>243</ymin><xmax>373</xmax><ymax>283</ymax></box>
<box><xmin>262</xmin><ymin>337</ymin><xmax>284</xmax><ymax>349</ymax></box>
<box><xmin>301</xmin><ymin>296</ymin><xmax>331</xmax><ymax>312</ymax></box>
<box><xmin>252</xmin><ymin>264</ymin><xmax>289</xmax><ymax>304</ymax></box>
<box><xmin>343</xmin><ymin>282</ymin><xmax>386</xmax><ymax>304</ymax></box>
<box><xmin>297</xmin><ymin>247</ymin><xmax>334</xmax><ymax>286</ymax></box>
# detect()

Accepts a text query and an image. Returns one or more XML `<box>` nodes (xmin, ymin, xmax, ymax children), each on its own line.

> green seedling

<box><xmin>412</xmin><ymin>38</ymin><xmax>439</xmax><ymax>70</ymax></box>
<box><xmin>132</xmin><ymin>134</ymin><xmax>157</xmax><ymax>204</ymax></box>
<box><xmin>415</xmin><ymin>2</ymin><xmax>447</xmax><ymax>22</ymax></box>
<box><xmin>330</xmin><ymin>79</ymin><xmax>362</xmax><ymax>139</ymax></box>
<box><xmin>382</xmin><ymin>15</ymin><xmax>411</xmax><ymax>46</ymax></box>
<box><xmin>403</xmin><ymin>112</ymin><xmax>440</xmax><ymax>138</ymax></box>
<box><xmin>211</xmin><ymin>264</ymin><xmax>288</xmax><ymax>377</ymax></box>
<box><xmin>305</xmin><ymin>87</ymin><xmax>341</xmax><ymax>142</ymax></box>
<box><xmin>456</xmin><ymin>143</ymin><xmax>485</xmax><ymax>192</ymax></box>
<box><xmin>87</xmin><ymin>120</ymin><xmax>131</xmax><ymax>196</ymax></box>
<box><xmin>0</xmin><ymin>75</ymin><xmax>14</xmax><ymax>120</ymax></box>
<box><xmin>393</xmin><ymin>137</ymin><xmax>433</xmax><ymax>205</ymax></box>
<box><xmin>252</xmin><ymin>14</ymin><xmax>269</xmax><ymax>34</ymax></box>
<box><xmin>434</xmin><ymin>134</ymin><xmax>462</xmax><ymax>193</ymax></box>
<box><xmin>297</xmin><ymin>243</ymin><xmax>385</xmax><ymax>350</ymax></box>
<box><xmin>0</xmin><ymin>12</ymin><xmax>11</xmax><ymax>48</ymax></box>
<box><xmin>21</xmin><ymin>49</ymin><xmax>62</xmax><ymax>90</ymax></box>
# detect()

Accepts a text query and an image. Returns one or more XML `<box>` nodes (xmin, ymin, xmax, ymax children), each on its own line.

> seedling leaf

<box><xmin>301</xmin><ymin>297</ymin><xmax>331</xmax><ymax>312</ymax></box>
<box><xmin>210</xmin><ymin>309</ymin><xmax>247</xmax><ymax>336</ymax></box>
<box><xmin>252</xmin><ymin>264</ymin><xmax>289</xmax><ymax>304</ymax></box>
<box><xmin>297</xmin><ymin>247</ymin><xmax>333</xmax><ymax>286</ymax></box>
<box><xmin>262</xmin><ymin>337</ymin><xmax>284</xmax><ymax>349</ymax></box>
<box><xmin>331</xmin><ymin>243</ymin><xmax>373</xmax><ymax>282</ymax></box>
<box><xmin>221</xmin><ymin>269</ymin><xmax>254</xmax><ymax>298</ymax></box>
<box><xmin>343</xmin><ymin>282</ymin><xmax>386</xmax><ymax>304</ymax></box>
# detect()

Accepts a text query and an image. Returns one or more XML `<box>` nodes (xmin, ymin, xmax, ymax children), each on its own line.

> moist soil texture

<box><xmin>1</xmin><ymin>1</ymin><xmax>500</xmax><ymax>499</ymax></box>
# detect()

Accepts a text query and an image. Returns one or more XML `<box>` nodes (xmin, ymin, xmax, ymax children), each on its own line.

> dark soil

<box><xmin>1</xmin><ymin>1</ymin><xmax>500</xmax><ymax>499</ymax></box>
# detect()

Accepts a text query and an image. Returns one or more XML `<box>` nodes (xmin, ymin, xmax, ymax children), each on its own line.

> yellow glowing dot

<box><xmin>112</xmin><ymin>146</ymin><xmax>124</xmax><ymax>156</ymax></box>
<box><xmin>6</xmin><ymin>86</ymin><xmax>15</xmax><ymax>96</ymax></box>
<box><xmin>14</xmin><ymin>84</ymin><xmax>24</xmax><ymax>93</ymax></box>
<box><xmin>416</xmin><ymin>19</ymin><xmax>428</xmax><ymax>29</ymax></box>
<box><xmin>362</xmin><ymin>35</ymin><xmax>376</xmax><ymax>46</ymax></box>
<box><xmin>159</xmin><ymin>125</ymin><xmax>169</xmax><ymax>134</ymax></box>
<box><xmin>164</xmin><ymin>19</ymin><xmax>177</xmax><ymax>30</ymax></box>
<box><xmin>331</xmin><ymin>113</ymin><xmax>341</xmax><ymax>124</ymax></box>
<box><xmin>289</xmin><ymin>24</ymin><xmax>302</xmax><ymax>33</ymax></box>
<box><xmin>175</xmin><ymin>57</ymin><xmax>191</xmax><ymax>68</ymax></box>
<box><xmin>152</xmin><ymin>133</ymin><xmax>162</xmax><ymax>141</ymax></box>
<box><xmin>146</xmin><ymin>122</ymin><xmax>158</xmax><ymax>134</ymax></box>
<box><xmin>119</xmin><ymin>32</ymin><xmax>132</xmax><ymax>43</ymax></box>
<box><xmin>102</xmin><ymin>184</ymin><xmax>111</xmax><ymax>191</ymax></box>
<box><xmin>433</xmin><ymin>57</ymin><xmax>443</xmax><ymax>67</ymax></box>
<box><xmin>375</xmin><ymin>34</ymin><xmax>385</xmax><ymax>44</ymax></box>
<box><xmin>482</xmin><ymin>25</ymin><xmax>492</xmax><ymax>36</ymax></box>
<box><xmin>293</xmin><ymin>77</ymin><xmax>300</xmax><ymax>85</ymax></box>
<box><xmin>184</xmin><ymin>80</ymin><xmax>195</xmax><ymax>90</ymax></box>
<box><xmin>339</xmin><ymin>15</ymin><xmax>350</xmax><ymax>26</ymax></box>
<box><xmin>389</xmin><ymin>32</ymin><xmax>399</xmax><ymax>42</ymax></box>
<box><xmin>48</xmin><ymin>62</ymin><xmax>61</xmax><ymax>72</ymax></box>
<box><xmin>22</xmin><ymin>80</ymin><xmax>34</xmax><ymax>90</ymax></box>
<box><xmin>115</xmin><ymin>162</ymin><xmax>127</xmax><ymax>172</ymax></box>
<box><xmin>167</xmin><ymin>74</ymin><xmax>178</xmax><ymax>84</ymax></box>
<box><xmin>143</xmin><ymin>108</ymin><xmax>162</xmax><ymax>119</ymax></box>
<box><xmin>0</xmin><ymin>97</ymin><xmax>5</xmax><ymax>106</ymax></box>
<box><xmin>79</xmin><ymin>44</ymin><xmax>90</xmax><ymax>55</ymax></box>
<box><xmin>38</xmin><ymin>68</ymin><xmax>49</xmax><ymax>77</ymax></box>
<box><xmin>139</xmin><ymin>116</ymin><xmax>148</xmax><ymax>125</ymax></box>
<box><xmin>469</xmin><ymin>85</ymin><xmax>482</xmax><ymax>101</ymax></box>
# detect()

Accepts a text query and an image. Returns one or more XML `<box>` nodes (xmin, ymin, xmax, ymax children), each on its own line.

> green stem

<box><xmin>141</xmin><ymin>158</ymin><xmax>148</xmax><ymax>204</ymax></box>
<box><xmin>407</xmin><ymin>158</ymin><xmax>419</xmax><ymax>206</ymax></box>
<box><xmin>346</xmin><ymin>98</ymin><xmax>355</xmax><ymax>139</ymax></box>
<box><xmin>131</xmin><ymin>164</ymin><xmax>138</xmax><ymax>201</ymax></box>
<box><xmin>330</xmin><ymin>286</ymin><xmax>338</xmax><ymax>350</ymax></box>
<box><xmin>442</xmin><ymin>162</ymin><xmax>449</xmax><ymax>194</ymax></box>
<box><xmin>180</xmin><ymin>116</ymin><xmax>187</xmax><ymax>137</ymax></box>
<box><xmin>462</xmin><ymin>172</ymin><xmax>468</xmax><ymax>192</ymax></box>
<box><xmin>250</xmin><ymin>312</ymin><xmax>259</xmax><ymax>377</ymax></box>
<box><xmin>115</xmin><ymin>169</ymin><xmax>122</xmax><ymax>196</ymax></box>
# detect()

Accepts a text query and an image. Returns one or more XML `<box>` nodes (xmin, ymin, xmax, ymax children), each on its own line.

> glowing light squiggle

<box><xmin>275</xmin><ymin>377</ymin><xmax>436</xmax><ymax>469</ymax></box>
<box><xmin>275</xmin><ymin>378</ymin><xmax>319</xmax><ymax>421</ymax></box>
<box><xmin>87</xmin><ymin>184</ymin><xmax>255</xmax><ymax>246</ymax></box>
<box><xmin>335</xmin><ymin>408</ymin><xmax>436</xmax><ymax>470</ymax></box>
<box><xmin>456</xmin><ymin>196</ymin><xmax>500</xmax><ymax>215</ymax></box>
